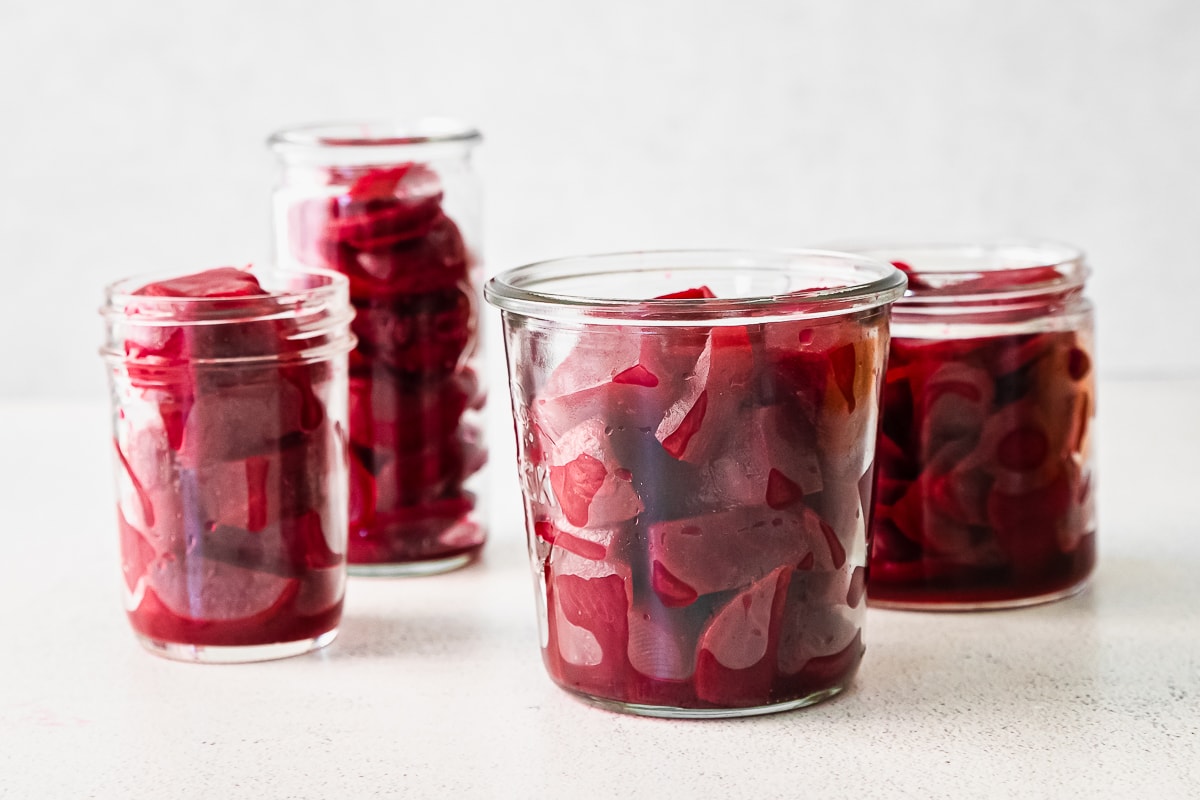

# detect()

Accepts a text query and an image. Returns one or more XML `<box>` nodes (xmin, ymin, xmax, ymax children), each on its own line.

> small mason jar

<box><xmin>485</xmin><ymin>250</ymin><xmax>906</xmax><ymax>718</ymax></box>
<box><xmin>850</xmin><ymin>242</ymin><xmax>1097</xmax><ymax>609</ymax></box>
<box><xmin>100</xmin><ymin>266</ymin><xmax>355</xmax><ymax>662</ymax></box>
<box><xmin>268</xmin><ymin>120</ymin><xmax>487</xmax><ymax>575</ymax></box>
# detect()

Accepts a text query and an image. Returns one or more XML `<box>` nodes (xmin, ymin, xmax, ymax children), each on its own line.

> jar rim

<box><xmin>100</xmin><ymin>265</ymin><xmax>350</xmax><ymax>324</ymax></box>
<box><xmin>99</xmin><ymin>266</ymin><xmax>356</xmax><ymax>367</ymax></box>
<box><xmin>268</xmin><ymin>118</ymin><xmax>482</xmax><ymax>152</ymax></box>
<box><xmin>826</xmin><ymin>240</ymin><xmax>1088</xmax><ymax>300</ymax></box>
<box><xmin>484</xmin><ymin>249</ymin><xmax>907</xmax><ymax>324</ymax></box>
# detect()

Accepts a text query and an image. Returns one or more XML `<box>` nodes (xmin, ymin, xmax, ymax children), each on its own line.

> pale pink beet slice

<box><xmin>533</xmin><ymin>519</ymin><xmax>621</xmax><ymax>562</ymax></box>
<box><xmin>694</xmin><ymin>404</ymin><xmax>823</xmax><ymax>510</ymax></box>
<box><xmin>117</xmin><ymin>508</ymin><xmax>157</xmax><ymax>594</ymax></box>
<box><xmin>776</xmin><ymin>570</ymin><xmax>861</xmax><ymax>675</ymax></box>
<box><xmin>694</xmin><ymin>565</ymin><xmax>792</xmax><ymax>705</ymax></box>
<box><xmin>698</xmin><ymin>565</ymin><xmax>791</xmax><ymax>670</ymax></box>
<box><xmin>552</xmin><ymin>561</ymin><xmax>632</xmax><ymax>681</ymax></box>
<box><xmin>146</xmin><ymin>549</ymin><xmax>298</xmax><ymax>623</ymax></box>
<box><xmin>626</xmin><ymin>606</ymin><xmax>699</xmax><ymax>681</ymax></box>
<box><xmin>647</xmin><ymin>504</ymin><xmax>831</xmax><ymax>600</ymax></box>
<box><xmin>534</xmin><ymin>327</ymin><xmax>705</xmax><ymax>444</ymax></box>
<box><xmin>655</xmin><ymin>326</ymin><xmax>756</xmax><ymax>462</ymax></box>
<box><xmin>177</xmin><ymin>372</ymin><xmax>322</xmax><ymax>464</ymax></box>
<box><xmin>546</xmin><ymin>419</ymin><xmax>644</xmax><ymax>528</ymax></box>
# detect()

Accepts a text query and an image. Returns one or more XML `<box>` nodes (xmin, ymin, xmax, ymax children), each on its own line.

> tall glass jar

<box><xmin>852</xmin><ymin>242</ymin><xmax>1097</xmax><ymax>609</ymax></box>
<box><xmin>486</xmin><ymin>250</ymin><xmax>906</xmax><ymax>718</ymax></box>
<box><xmin>269</xmin><ymin>120</ymin><xmax>487</xmax><ymax>575</ymax></box>
<box><xmin>100</xmin><ymin>266</ymin><xmax>355</xmax><ymax>662</ymax></box>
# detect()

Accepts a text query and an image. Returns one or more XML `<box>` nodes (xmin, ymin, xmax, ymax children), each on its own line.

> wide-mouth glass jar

<box><xmin>847</xmin><ymin>241</ymin><xmax>1097</xmax><ymax>609</ymax></box>
<box><xmin>269</xmin><ymin>120</ymin><xmax>487</xmax><ymax>576</ymax></box>
<box><xmin>486</xmin><ymin>250</ymin><xmax>906</xmax><ymax>718</ymax></box>
<box><xmin>100</xmin><ymin>266</ymin><xmax>355</xmax><ymax>662</ymax></box>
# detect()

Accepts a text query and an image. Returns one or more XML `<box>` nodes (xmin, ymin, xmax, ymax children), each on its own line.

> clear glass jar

<box><xmin>851</xmin><ymin>242</ymin><xmax>1097</xmax><ymax>609</ymax></box>
<box><xmin>268</xmin><ymin>120</ymin><xmax>487</xmax><ymax>575</ymax></box>
<box><xmin>100</xmin><ymin>266</ymin><xmax>355</xmax><ymax>662</ymax></box>
<box><xmin>485</xmin><ymin>250</ymin><xmax>906</xmax><ymax>718</ymax></box>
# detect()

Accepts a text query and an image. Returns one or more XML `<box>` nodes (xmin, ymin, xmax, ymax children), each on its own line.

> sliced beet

<box><xmin>695</xmin><ymin>565</ymin><xmax>791</xmax><ymax>705</ymax></box>
<box><xmin>647</xmin><ymin>504</ymin><xmax>830</xmax><ymax>597</ymax></box>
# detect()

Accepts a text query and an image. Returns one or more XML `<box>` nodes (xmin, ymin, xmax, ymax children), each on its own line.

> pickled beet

<box><xmin>112</xmin><ymin>268</ymin><xmax>346</xmax><ymax>648</ymax></box>
<box><xmin>869</xmin><ymin>327</ymin><xmax>1096</xmax><ymax>606</ymax></box>
<box><xmin>528</xmin><ymin>299</ymin><xmax>878</xmax><ymax>710</ymax></box>
<box><xmin>286</xmin><ymin>164</ymin><xmax>484</xmax><ymax>566</ymax></box>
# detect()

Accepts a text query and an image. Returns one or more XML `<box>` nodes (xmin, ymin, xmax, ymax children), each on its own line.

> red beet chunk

<box><xmin>132</xmin><ymin>267</ymin><xmax>268</xmax><ymax>299</ymax></box>
<box><xmin>655</xmin><ymin>286</ymin><xmax>716</xmax><ymax>300</ymax></box>
<box><xmin>546</xmin><ymin>419</ymin><xmax>643</xmax><ymax>528</ymax></box>
<box><xmin>655</xmin><ymin>326</ymin><xmax>755</xmax><ymax>463</ymax></box>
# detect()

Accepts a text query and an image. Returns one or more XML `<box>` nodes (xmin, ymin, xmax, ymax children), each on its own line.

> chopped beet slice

<box><xmin>651</xmin><ymin>560</ymin><xmax>700</xmax><ymax>608</ymax></box>
<box><xmin>695</xmin><ymin>565</ymin><xmax>791</xmax><ymax>706</ymax></box>
<box><xmin>647</xmin><ymin>505</ymin><xmax>831</xmax><ymax>597</ymax></box>
<box><xmin>117</xmin><ymin>508</ymin><xmax>156</xmax><ymax>594</ymax></box>
<box><xmin>132</xmin><ymin>267</ymin><xmax>268</xmax><ymax>299</ymax></box>
<box><xmin>546</xmin><ymin>419</ymin><xmax>644</xmax><ymax>528</ymax></box>
<box><xmin>553</xmin><ymin>572</ymin><xmax>631</xmax><ymax>679</ymax></box>
<box><xmin>550</xmin><ymin>454</ymin><xmax>607</xmax><ymax>528</ymax></box>
<box><xmin>626</xmin><ymin>606</ymin><xmax>698</xmax><ymax>681</ymax></box>
<box><xmin>612</xmin><ymin>363</ymin><xmax>660</xmax><ymax>387</ymax></box>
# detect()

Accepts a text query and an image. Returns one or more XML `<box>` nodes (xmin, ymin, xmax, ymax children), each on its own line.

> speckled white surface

<box><xmin>1</xmin><ymin>380</ymin><xmax>1197</xmax><ymax>798</ymax></box>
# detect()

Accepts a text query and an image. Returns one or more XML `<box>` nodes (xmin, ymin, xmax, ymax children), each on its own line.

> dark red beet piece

<box><xmin>655</xmin><ymin>286</ymin><xmax>716</xmax><ymax>300</ymax></box>
<box><xmin>287</xmin><ymin>164</ymin><xmax>483</xmax><ymax>567</ymax></box>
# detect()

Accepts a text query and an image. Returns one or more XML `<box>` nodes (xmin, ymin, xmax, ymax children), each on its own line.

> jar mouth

<box><xmin>101</xmin><ymin>266</ymin><xmax>350</xmax><ymax>324</ymax></box>
<box><xmin>830</xmin><ymin>240</ymin><xmax>1087</xmax><ymax>299</ymax></box>
<box><xmin>484</xmin><ymin>249</ymin><xmax>907</xmax><ymax>325</ymax></box>
<box><xmin>268</xmin><ymin>118</ymin><xmax>482</xmax><ymax>152</ymax></box>
<box><xmin>99</xmin><ymin>266</ymin><xmax>356</xmax><ymax>366</ymax></box>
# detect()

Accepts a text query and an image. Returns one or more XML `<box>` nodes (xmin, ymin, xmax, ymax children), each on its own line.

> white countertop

<box><xmin>2</xmin><ymin>379</ymin><xmax>1197</xmax><ymax>799</ymax></box>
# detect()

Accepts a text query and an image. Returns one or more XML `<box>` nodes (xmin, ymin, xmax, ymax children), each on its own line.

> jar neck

<box><xmin>269</xmin><ymin>120</ymin><xmax>480</xmax><ymax>169</ymax></box>
<box><xmin>100</xmin><ymin>268</ymin><xmax>355</xmax><ymax>366</ymax></box>
<box><xmin>842</xmin><ymin>242</ymin><xmax>1089</xmax><ymax>322</ymax></box>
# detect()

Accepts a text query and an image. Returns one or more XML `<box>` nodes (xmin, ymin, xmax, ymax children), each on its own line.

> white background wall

<box><xmin>3</xmin><ymin>0</ymin><xmax>1198</xmax><ymax>401</ymax></box>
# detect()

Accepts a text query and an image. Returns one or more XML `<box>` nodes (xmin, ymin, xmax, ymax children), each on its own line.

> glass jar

<box><xmin>485</xmin><ymin>250</ymin><xmax>906</xmax><ymax>718</ymax></box>
<box><xmin>852</xmin><ymin>242</ymin><xmax>1097</xmax><ymax>609</ymax></box>
<box><xmin>268</xmin><ymin>120</ymin><xmax>487</xmax><ymax>575</ymax></box>
<box><xmin>100</xmin><ymin>266</ymin><xmax>355</xmax><ymax>662</ymax></box>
